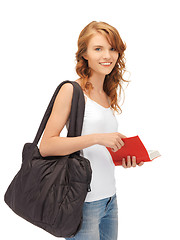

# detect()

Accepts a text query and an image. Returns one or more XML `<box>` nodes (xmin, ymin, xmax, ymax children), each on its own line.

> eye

<box><xmin>95</xmin><ymin>48</ymin><xmax>101</xmax><ymax>51</ymax></box>
<box><xmin>110</xmin><ymin>47</ymin><xmax>116</xmax><ymax>51</ymax></box>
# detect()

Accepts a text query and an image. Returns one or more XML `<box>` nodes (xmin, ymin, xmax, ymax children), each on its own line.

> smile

<box><xmin>99</xmin><ymin>62</ymin><xmax>112</xmax><ymax>66</ymax></box>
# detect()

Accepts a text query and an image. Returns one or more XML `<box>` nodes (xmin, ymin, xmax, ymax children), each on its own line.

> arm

<box><xmin>39</xmin><ymin>82</ymin><xmax>128</xmax><ymax>157</ymax></box>
<box><xmin>39</xmin><ymin>83</ymin><xmax>98</xmax><ymax>157</ymax></box>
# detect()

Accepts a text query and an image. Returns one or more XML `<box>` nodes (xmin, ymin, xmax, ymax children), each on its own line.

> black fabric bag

<box><xmin>4</xmin><ymin>80</ymin><xmax>92</xmax><ymax>238</ymax></box>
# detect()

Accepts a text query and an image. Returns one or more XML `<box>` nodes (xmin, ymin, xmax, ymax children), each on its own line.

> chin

<box><xmin>91</xmin><ymin>67</ymin><xmax>114</xmax><ymax>77</ymax></box>
<box><xmin>102</xmin><ymin>70</ymin><xmax>113</xmax><ymax>75</ymax></box>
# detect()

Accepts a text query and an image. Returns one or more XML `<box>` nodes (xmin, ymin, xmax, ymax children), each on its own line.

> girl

<box><xmin>39</xmin><ymin>21</ymin><xmax>144</xmax><ymax>240</ymax></box>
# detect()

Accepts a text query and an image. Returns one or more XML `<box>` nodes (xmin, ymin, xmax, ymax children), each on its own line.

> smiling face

<box><xmin>83</xmin><ymin>32</ymin><xmax>119</xmax><ymax>78</ymax></box>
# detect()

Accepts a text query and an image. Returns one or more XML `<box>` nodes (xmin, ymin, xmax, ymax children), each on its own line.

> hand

<box><xmin>122</xmin><ymin>156</ymin><xmax>144</xmax><ymax>168</ymax></box>
<box><xmin>97</xmin><ymin>132</ymin><xmax>127</xmax><ymax>152</ymax></box>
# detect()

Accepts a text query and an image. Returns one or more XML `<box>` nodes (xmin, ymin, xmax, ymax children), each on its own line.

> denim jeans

<box><xmin>65</xmin><ymin>193</ymin><xmax>118</xmax><ymax>240</ymax></box>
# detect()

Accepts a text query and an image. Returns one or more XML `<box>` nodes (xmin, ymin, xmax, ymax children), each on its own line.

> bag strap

<box><xmin>33</xmin><ymin>81</ymin><xmax>85</xmax><ymax>150</ymax></box>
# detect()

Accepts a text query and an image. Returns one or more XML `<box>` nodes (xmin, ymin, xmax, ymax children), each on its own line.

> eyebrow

<box><xmin>93</xmin><ymin>45</ymin><xmax>104</xmax><ymax>48</ymax></box>
<box><xmin>93</xmin><ymin>45</ymin><xmax>114</xmax><ymax>49</ymax></box>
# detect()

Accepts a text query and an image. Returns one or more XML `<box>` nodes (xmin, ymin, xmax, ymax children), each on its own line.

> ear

<box><xmin>83</xmin><ymin>53</ymin><xmax>88</xmax><ymax>60</ymax></box>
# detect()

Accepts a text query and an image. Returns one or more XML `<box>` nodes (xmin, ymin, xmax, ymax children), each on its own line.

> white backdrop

<box><xmin>1</xmin><ymin>0</ymin><xmax>180</xmax><ymax>239</ymax></box>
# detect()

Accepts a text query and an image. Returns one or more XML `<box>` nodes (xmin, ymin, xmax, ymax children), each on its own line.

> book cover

<box><xmin>106</xmin><ymin>135</ymin><xmax>161</xmax><ymax>166</ymax></box>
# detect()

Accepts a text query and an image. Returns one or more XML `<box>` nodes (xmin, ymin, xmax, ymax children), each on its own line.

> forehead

<box><xmin>88</xmin><ymin>32</ymin><xmax>112</xmax><ymax>47</ymax></box>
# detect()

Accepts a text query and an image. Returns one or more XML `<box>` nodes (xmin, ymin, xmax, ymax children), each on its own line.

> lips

<box><xmin>99</xmin><ymin>62</ymin><xmax>112</xmax><ymax>66</ymax></box>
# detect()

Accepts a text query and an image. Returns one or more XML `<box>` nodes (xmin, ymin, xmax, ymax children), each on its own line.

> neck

<box><xmin>88</xmin><ymin>72</ymin><xmax>106</xmax><ymax>94</ymax></box>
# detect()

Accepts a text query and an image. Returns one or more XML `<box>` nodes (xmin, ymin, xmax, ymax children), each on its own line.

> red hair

<box><xmin>75</xmin><ymin>21</ymin><xmax>128</xmax><ymax>114</ymax></box>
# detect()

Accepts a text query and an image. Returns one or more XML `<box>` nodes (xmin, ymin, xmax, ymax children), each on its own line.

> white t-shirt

<box><xmin>66</xmin><ymin>93</ymin><xmax>118</xmax><ymax>202</ymax></box>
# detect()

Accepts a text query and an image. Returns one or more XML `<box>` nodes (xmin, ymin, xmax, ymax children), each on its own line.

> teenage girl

<box><xmin>39</xmin><ymin>21</ymin><xmax>144</xmax><ymax>240</ymax></box>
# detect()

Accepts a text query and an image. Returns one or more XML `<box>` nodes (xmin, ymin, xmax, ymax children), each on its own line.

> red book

<box><xmin>106</xmin><ymin>135</ymin><xmax>161</xmax><ymax>166</ymax></box>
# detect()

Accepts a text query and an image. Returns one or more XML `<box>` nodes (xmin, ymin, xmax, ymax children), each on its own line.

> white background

<box><xmin>0</xmin><ymin>0</ymin><xmax>180</xmax><ymax>239</ymax></box>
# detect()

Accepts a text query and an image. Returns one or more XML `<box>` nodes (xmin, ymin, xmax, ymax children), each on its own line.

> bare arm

<box><xmin>39</xmin><ymin>82</ymin><xmax>126</xmax><ymax>157</ymax></box>
<box><xmin>39</xmin><ymin>83</ymin><xmax>99</xmax><ymax>157</ymax></box>
<box><xmin>40</xmin><ymin>135</ymin><xmax>98</xmax><ymax>157</ymax></box>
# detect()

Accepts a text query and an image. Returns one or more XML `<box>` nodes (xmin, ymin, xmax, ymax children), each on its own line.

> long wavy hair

<box><xmin>75</xmin><ymin>21</ymin><xmax>128</xmax><ymax>114</ymax></box>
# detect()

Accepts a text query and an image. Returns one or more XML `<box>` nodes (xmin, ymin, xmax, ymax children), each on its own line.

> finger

<box><xmin>116</xmin><ymin>135</ymin><xmax>124</xmax><ymax>147</ymax></box>
<box><xmin>127</xmin><ymin>156</ymin><xmax>131</xmax><ymax>168</ymax></box>
<box><xmin>114</xmin><ymin>139</ymin><xmax>124</xmax><ymax>151</ymax></box>
<box><xmin>115</xmin><ymin>142</ymin><xmax>122</xmax><ymax>150</ymax></box>
<box><xmin>115</xmin><ymin>141</ymin><xmax>124</xmax><ymax>150</ymax></box>
<box><xmin>138</xmin><ymin>161</ymin><xmax>144</xmax><ymax>166</ymax></box>
<box><xmin>119</xmin><ymin>139</ymin><xmax>125</xmax><ymax>147</ymax></box>
<box><xmin>111</xmin><ymin>144</ymin><xmax>119</xmax><ymax>152</ymax></box>
<box><xmin>122</xmin><ymin>158</ymin><xmax>127</xmax><ymax>168</ymax></box>
<box><xmin>132</xmin><ymin>156</ymin><xmax>136</xmax><ymax>167</ymax></box>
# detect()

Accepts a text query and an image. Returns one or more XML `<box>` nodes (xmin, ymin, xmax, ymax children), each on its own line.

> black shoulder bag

<box><xmin>4</xmin><ymin>80</ymin><xmax>92</xmax><ymax>238</ymax></box>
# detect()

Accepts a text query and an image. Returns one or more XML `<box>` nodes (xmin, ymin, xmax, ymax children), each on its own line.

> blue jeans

<box><xmin>65</xmin><ymin>193</ymin><xmax>118</xmax><ymax>240</ymax></box>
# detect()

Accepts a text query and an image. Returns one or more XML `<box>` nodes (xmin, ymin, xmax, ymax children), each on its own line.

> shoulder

<box><xmin>57</xmin><ymin>79</ymin><xmax>85</xmax><ymax>101</ymax></box>
<box><xmin>59</xmin><ymin>79</ymin><xmax>84</xmax><ymax>98</ymax></box>
<box><xmin>53</xmin><ymin>82</ymin><xmax>74</xmax><ymax>109</ymax></box>
<box><xmin>58</xmin><ymin>82</ymin><xmax>73</xmax><ymax>97</ymax></box>
<box><xmin>60</xmin><ymin>82</ymin><xmax>74</xmax><ymax>92</ymax></box>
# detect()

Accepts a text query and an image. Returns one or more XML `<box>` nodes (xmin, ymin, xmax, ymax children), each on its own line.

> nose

<box><xmin>103</xmin><ymin>50</ymin><xmax>111</xmax><ymax>60</ymax></box>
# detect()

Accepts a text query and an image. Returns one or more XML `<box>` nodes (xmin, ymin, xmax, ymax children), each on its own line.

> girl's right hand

<box><xmin>96</xmin><ymin>132</ymin><xmax>126</xmax><ymax>152</ymax></box>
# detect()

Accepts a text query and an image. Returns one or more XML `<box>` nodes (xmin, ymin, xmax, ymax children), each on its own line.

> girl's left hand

<box><xmin>122</xmin><ymin>156</ymin><xmax>144</xmax><ymax>168</ymax></box>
